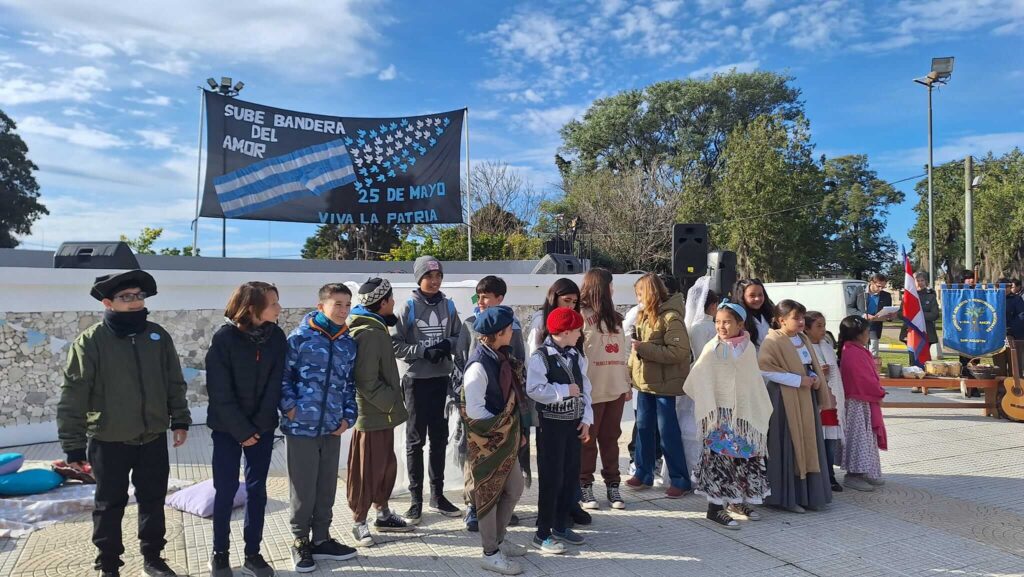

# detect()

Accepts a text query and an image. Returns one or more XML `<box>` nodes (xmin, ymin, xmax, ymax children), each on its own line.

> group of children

<box><xmin>56</xmin><ymin>263</ymin><xmax>889</xmax><ymax>577</ymax></box>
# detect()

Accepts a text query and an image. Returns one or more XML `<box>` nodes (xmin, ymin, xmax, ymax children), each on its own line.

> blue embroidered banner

<box><xmin>941</xmin><ymin>285</ymin><xmax>1006</xmax><ymax>357</ymax></box>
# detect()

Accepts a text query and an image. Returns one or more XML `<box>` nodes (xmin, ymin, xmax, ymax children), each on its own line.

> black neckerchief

<box><xmin>103</xmin><ymin>308</ymin><xmax>149</xmax><ymax>338</ymax></box>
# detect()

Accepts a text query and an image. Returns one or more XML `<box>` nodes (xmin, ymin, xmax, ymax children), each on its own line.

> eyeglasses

<box><xmin>113</xmin><ymin>292</ymin><xmax>147</xmax><ymax>303</ymax></box>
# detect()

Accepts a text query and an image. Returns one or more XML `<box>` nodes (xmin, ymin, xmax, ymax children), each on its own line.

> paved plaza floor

<box><xmin>2</xmin><ymin>387</ymin><xmax>1023</xmax><ymax>577</ymax></box>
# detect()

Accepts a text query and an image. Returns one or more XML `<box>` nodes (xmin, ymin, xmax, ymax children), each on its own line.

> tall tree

<box><xmin>967</xmin><ymin>148</ymin><xmax>1024</xmax><ymax>281</ymax></box>
<box><xmin>820</xmin><ymin>154</ymin><xmax>904</xmax><ymax>279</ymax></box>
<box><xmin>908</xmin><ymin>160</ymin><xmax>969</xmax><ymax>283</ymax></box>
<box><xmin>712</xmin><ymin>115</ymin><xmax>826</xmax><ymax>281</ymax></box>
<box><xmin>0</xmin><ymin>110</ymin><xmax>47</xmax><ymax>248</ymax></box>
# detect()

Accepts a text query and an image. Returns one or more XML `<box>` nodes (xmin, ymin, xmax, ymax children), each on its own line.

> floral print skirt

<box><xmin>692</xmin><ymin>449</ymin><xmax>771</xmax><ymax>505</ymax></box>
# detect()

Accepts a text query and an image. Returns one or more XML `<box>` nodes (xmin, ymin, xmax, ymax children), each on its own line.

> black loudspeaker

<box><xmin>707</xmin><ymin>250</ymin><xmax>737</xmax><ymax>298</ymax></box>
<box><xmin>671</xmin><ymin>223</ymin><xmax>708</xmax><ymax>278</ymax></box>
<box><xmin>53</xmin><ymin>241</ymin><xmax>140</xmax><ymax>269</ymax></box>
<box><xmin>532</xmin><ymin>253</ymin><xmax>584</xmax><ymax>275</ymax></box>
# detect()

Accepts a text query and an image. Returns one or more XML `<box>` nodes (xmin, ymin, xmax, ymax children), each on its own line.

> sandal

<box><xmin>707</xmin><ymin>510</ymin><xmax>739</xmax><ymax>530</ymax></box>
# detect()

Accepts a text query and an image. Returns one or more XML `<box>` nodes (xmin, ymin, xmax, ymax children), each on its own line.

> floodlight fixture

<box><xmin>206</xmin><ymin>77</ymin><xmax>218</xmax><ymax>90</ymax></box>
<box><xmin>931</xmin><ymin>57</ymin><xmax>954</xmax><ymax>79</ymax></box>
<box><xmin>233</xmin><ymin>81</ymin><xmax>245</xmax><ymax>92</ymax></box>
<box><xmin>972</xmin><ymin>175</ymin><xmax>983</xmax><ymax>188</ymax></box>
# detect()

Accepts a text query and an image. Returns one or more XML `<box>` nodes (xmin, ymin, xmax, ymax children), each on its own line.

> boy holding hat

<box><xmin>346</xmin><ymin>278</ymin><xmax>414</xmax><ymax>548</ymax></box>
<box><xmin>58</xmin><ymin>270</ymin><xmax>191</xmax><ymax>577</ymax></box>
<box><xmin>391</xmin><ymin>255</ymin><xmax>463</xmax><ymax>522</ymax></box>
<box><xmin>525</xmin><ymin>307</ymin><xmax>593</xmax><ymax>555</ymax></box>
<box><xmin>462</xmin><ymin>305</ymin><xmax>528</xmax><ymax>574</ymax></box>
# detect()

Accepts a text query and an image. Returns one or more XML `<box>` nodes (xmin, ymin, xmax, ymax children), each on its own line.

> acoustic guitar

<box><xmin>1001</xmin><ymin>339</ymin><xmax>1024</xmax><ymax>422</ymax></box>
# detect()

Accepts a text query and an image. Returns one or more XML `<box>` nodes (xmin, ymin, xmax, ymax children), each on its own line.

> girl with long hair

<box><xmin>757</xmin><ymin>299</ymin><xmax>834</xmax><ymax>513</ymax></box>
<box><xmin>733</xmin><ymin>279</ymin><xmax>775</xmax><ymax>348</ymax></box>
<box><xmin>527</xmin><ymin>278</ymin><xmax>582</xmax><ymax>356</ymax></box>
<box><xmin>626</xmin><ymin>273</ymin><xmax>692</xmax><ymax>498</ymax></box>
<box><xmin>578</xmin><ymin>268</ymin><xmax>631</xmax><ymax>511</ymax></box>
<box><xmin>804</xmin><ymin>311</ymin><xmax>846</xmax><ymax>492</ymax></box>
<box><xmin>836</xmin><ymin>315</ymin><xmax>887</xmax><ymax>492</ymax></box>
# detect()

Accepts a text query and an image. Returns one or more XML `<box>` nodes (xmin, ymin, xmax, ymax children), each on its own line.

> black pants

<box><xmin>211</xmin><ymin>429</ymin><xmax>274</xmax><ymax>555</ymax></box>
<box><xmin>824</xmin><ymin>439</ymin><xmax>840</xmax><ymax>485</ymax></box>
<box><xmin>89</xmin><ymin>434</ymin><xmax>170</xmax><ymax>571</ymax></box>
<box><xmin>535</xmin><ymin>416</ymin><xmax>581</xmax><ymax>538</ymax></box>
<box><xmin>405</xmin><ymin>375</ymin><xmax>450</xmax><ymax>501</ymax></box>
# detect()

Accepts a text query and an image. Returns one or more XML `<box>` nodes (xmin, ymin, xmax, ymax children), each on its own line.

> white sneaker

<box><xmin>499</xmin><ymin>540</ymin><xmax>527</xmax><ymax>557</ymax></box>
<box><xmin>653</xmin><ymin>458</ymin><xmax>665</xmax><ymax>486</ymax></box>
<box><xmin>580</xmin><ymin>484</ymin><xmax>599</xmax><ymax>510</ymax></box>
<box><xmin>481</xmin><ymin>551</ymin><xmax>522</xmax><ymax>575</ymax></box>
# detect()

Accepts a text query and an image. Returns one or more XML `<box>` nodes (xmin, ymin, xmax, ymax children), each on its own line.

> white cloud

<box><xmin>875</xmin><ymin>132</ymin><xmax>1024</xmax><ymax>172</ymax></box>
<box><xmin>135</xmin><ymin>129</ymin><xmax>179</xmax><ymax>151</ymax></box>
<box><xmin>484</xmin><ymin>12</ymin><xmax>586</xmax><ymax>66</ymax></box>
<box><xmin>18</xmin><ymin>116</ymin><xmax>125</xmax><ymax>149</ymax></box>
<box><xmin>1</xmin><ymin>1</ymin><xmax>390</xmax><ymax>77</ymax></box>
<box><xmin>79</xmin><ymin>42</ymin><xmax>115</xmax><ymax>58</ymax></box>
<box><xmin>126</xmin><ymin>93</ymin><xmax>173</xmax><ymax>106</ymax></box>
<box><xmin>742</xmin><ymin>0</ymin><xmax>773</xmax><ymax>13</ymax></box>
<box><xmin>377</xmin><ymin>64</ymin><xmax>397</xmax><ymax>81</ymax></box>
<box><xmin>0</xmin><ymin>65</ymin><xmax>108</xmax><ymax>105</ymax></box>
<box><xmin>689</xmin><ymin>60</ymin><xmax>760</xmax><ymax>78</ymax></box>
<box><xmin>512</xmin><ymin>104</ymin><xmax>588</xmax><ymax>135</ymax></box>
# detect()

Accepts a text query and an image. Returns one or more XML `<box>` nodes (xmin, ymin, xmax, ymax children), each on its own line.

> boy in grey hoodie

<box><xmin>391</xmin><ymin>255</ymin><xmax>462</xmax><ymax>523</ymax></box>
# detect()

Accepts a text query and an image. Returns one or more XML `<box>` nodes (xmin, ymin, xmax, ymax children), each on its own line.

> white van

<box><xmin>762</xmin><ymin>279</ymin><xmax>867</xmax><ymax>339</ymax></box>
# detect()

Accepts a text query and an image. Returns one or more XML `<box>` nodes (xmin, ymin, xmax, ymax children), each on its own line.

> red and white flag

<box><xmin>901</xmin><ymin>249</ymin><xmax>931</xmax><ymax>366</ymax></box>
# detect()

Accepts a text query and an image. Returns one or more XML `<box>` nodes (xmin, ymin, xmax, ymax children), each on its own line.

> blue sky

<box><xmin>1</xmin><ymin>0</ymin><xmax>1022</xmax><ymax>260</ymax></box>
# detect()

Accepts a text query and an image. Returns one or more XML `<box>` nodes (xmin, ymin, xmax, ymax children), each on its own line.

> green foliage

<box><xmin>120</xmin><ymin>227</ymin><xmax>198</xmax><ymax>256</ymax></box>
<box><xmin>383</xmin><ymin>228</ymin><xmax>543</xmax><ymax>262</ymax></box>
<box><xmin>908</xmin><ymin>149</ymin><xmax>1024</xmax><ymax>283</ymax></box>
<box><xmin>120</xmin><ymin>227</ymin><xmax>164</xmax><ymax>255</ymax></box>
<box><xmin>0</xmin><ymin>109</ymin><xmax>47</xmax><ymax>248</ymax></box>
<box><xmin>712</xmin><ymin>114</ymin><xmax>825</xmax><ymax>281</ymax></box>
<box><xmin>301</xmin><ymin>224</ymin><xmax>403</xmax><ymax>260</ymax></box>
<box><xmin>820</xmin><ymin>154</ymin><xmax>905</xmax><ymax>279</ymax></box>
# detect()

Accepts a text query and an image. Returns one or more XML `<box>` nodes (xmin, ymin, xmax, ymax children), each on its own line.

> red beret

<box><xmin>546</xmin><ymin>307</ymin><xmax>584</xmax><ymax>335</ymax></box>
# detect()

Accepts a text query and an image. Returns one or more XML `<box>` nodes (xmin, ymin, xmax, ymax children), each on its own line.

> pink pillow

<box><xmin>0</xmin><ymin>453</ymin><xmax>24</xmax><ymax>475</ymax></box>
<box><xmin>165</xmin><ymin>479</ymin><xmax>247</xmax><ymax>518</ymax></box>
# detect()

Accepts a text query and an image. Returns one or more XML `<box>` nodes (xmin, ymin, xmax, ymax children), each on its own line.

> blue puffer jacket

<box><xmin>279</xmin><ymin>312</ymin><xmax>358</xmax><ymax>437</ymax></box>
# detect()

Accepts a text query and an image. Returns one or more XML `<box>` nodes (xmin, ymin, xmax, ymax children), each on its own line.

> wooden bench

<box><xmin>880</xmin><ymin>377</ymin><xmax>999</xmax><ymax>417</ymax></box>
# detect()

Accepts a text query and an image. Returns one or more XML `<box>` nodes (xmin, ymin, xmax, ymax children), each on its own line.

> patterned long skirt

<box><xmin>692</xmin><ymin>449</ymin><xmax>771</xmax><ymax>505</ymax></box>
<box><xmin>842</xmin><ymin>399</ymin><xmax>882</xmax><ymax>478</ymax></box>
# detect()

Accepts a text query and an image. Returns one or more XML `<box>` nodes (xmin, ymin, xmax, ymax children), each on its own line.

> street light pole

<box><xmin>926</xmin><ymin>82</ymin><xmax>935</xmax><ymax>286</ymax></box>
<box><xmin>914</xmin><ymin>56</ymin><xmax>953</xmax><ymax>284</ymax></box>
<box><xmin>965</xmin><ymin>155</ymin><xmax>974</xmax><ymax>272</ymax></box>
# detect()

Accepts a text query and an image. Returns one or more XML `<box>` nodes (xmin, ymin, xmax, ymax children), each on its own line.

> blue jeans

<box><xmin>634</xmin><ymin>392</ymin><xmax>690</xmax><ymax>490</ymax></box>
<box><xmin>212</xmin><ymin>430</ymin><xmax>274</xmax><ymax>555</ymax></box>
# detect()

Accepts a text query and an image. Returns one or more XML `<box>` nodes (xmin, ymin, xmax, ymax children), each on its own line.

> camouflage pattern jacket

<box><xmin>279</xmin><ymin>312</ymin><xmax>358</xmax><ymax>437</ymax></box>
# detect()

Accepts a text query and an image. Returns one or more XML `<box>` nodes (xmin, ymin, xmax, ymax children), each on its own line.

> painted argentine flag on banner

<box><xmin>214</xmin><ymin>139</ymin><xmax>356</xmax><ymax>217</ymax></box>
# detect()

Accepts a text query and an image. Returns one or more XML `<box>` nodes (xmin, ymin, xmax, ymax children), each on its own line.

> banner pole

<box><xmin>191</xmin><ymin>87</ymin><xmax>205</xmax><ymax>256</ymax></box>
<box><xmin>465</xmin><ymin>108</ymin><xmax>473</xmax><ymax>261</ymax></box>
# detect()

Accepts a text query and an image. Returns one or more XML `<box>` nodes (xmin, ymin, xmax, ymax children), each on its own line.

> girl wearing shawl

<box><xmin>461</xmin><ymin>306</ymin><xmax>528</xmax><ymax>574</ymax></box>
<box><xmin>684</xmin><ymin>301</ymin><xmax>772</xmax><ymax>530</ymax></box>
<box><xmin>758</xmin><ymin>300</ymin><xmax>834</xmax><ymax>513</ymax></box>
<box><xmin>836</xmin><ymin>315</ymin><xmax>887</xmax><ymax>492</ymax></box>
<box><xmin>804</xmin><ymin>311</ymin><xmax>846</xmax><ymax>492</ymax></box>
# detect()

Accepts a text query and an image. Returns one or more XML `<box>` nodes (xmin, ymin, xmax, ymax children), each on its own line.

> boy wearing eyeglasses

<box><xmin>58</xmin><ymin>270</ymin><xmax>191</xmax><ymax>577</ymax></box>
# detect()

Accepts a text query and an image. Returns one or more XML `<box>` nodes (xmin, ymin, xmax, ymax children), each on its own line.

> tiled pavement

<box><xmin>2</xmin><ymin>387</ymin><xmax>1023</xmax><ymax>577</ymax></box>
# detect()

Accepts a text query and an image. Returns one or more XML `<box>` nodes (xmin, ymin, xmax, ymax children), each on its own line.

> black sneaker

<box><xmin>404</xmin><ymin>502</ymin><xmax>423</xmax><ymax>525</ymax></box>
<box><xmin>311</xmin><ymin>538</ymin><xmax>357</xmax><ymax>561</ymax></box>
<box><xmin>569</xmin><ymin>505</ymin><xmax>592</xmax><ymax>526</ymax></box>
<box><xmin>242</xmin><ymin>553</ymin><xmax>274</xmax><ymax>577</ymax></box>
<box><xmin>429</xmin><ymin>494</ymin><xmax>462</xmax><ymax>517</ymax></box>
<box><xmin>100</xmin><ymin>572</ymin><xmax>120</xmax><ymax>577</ymax></box>
<box><xmin>209</xmin><ymin>551</ymin><xmax>232</xmax><ymax>577</ymax></box>
<box><xmin>142</xmin><ymin>557</ymin><xmax>179</xmax><ymax>577</ymax></box>
<box><xmin>831</xmin><ymin>481</ymin><xmax>844</xmax><ymax>492</ymax></box>
<box><xmin>291</xmin><ymin>538</ymin><xmax>315</xmax><ymax>573</ymax></box>
<box><xmin>375</xmin><ymin>510</ymin><xmax>415</xmax><ymax>533</ymax></box>
<box><xmin>508</xmin><ymin>513</ymin><xmax>520</xmax><ymax>526</ymax></box>
<box><xmin>465</xmin><ymin>504</ymin><xmax>479</xmax><ymax>532</ymax></box>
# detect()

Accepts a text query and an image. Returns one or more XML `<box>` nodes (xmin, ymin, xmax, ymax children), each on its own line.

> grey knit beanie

<box><xmin>413</xmin><ymin>255</ymin><xmax>443</xmax><ymax>283</ymax></box>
